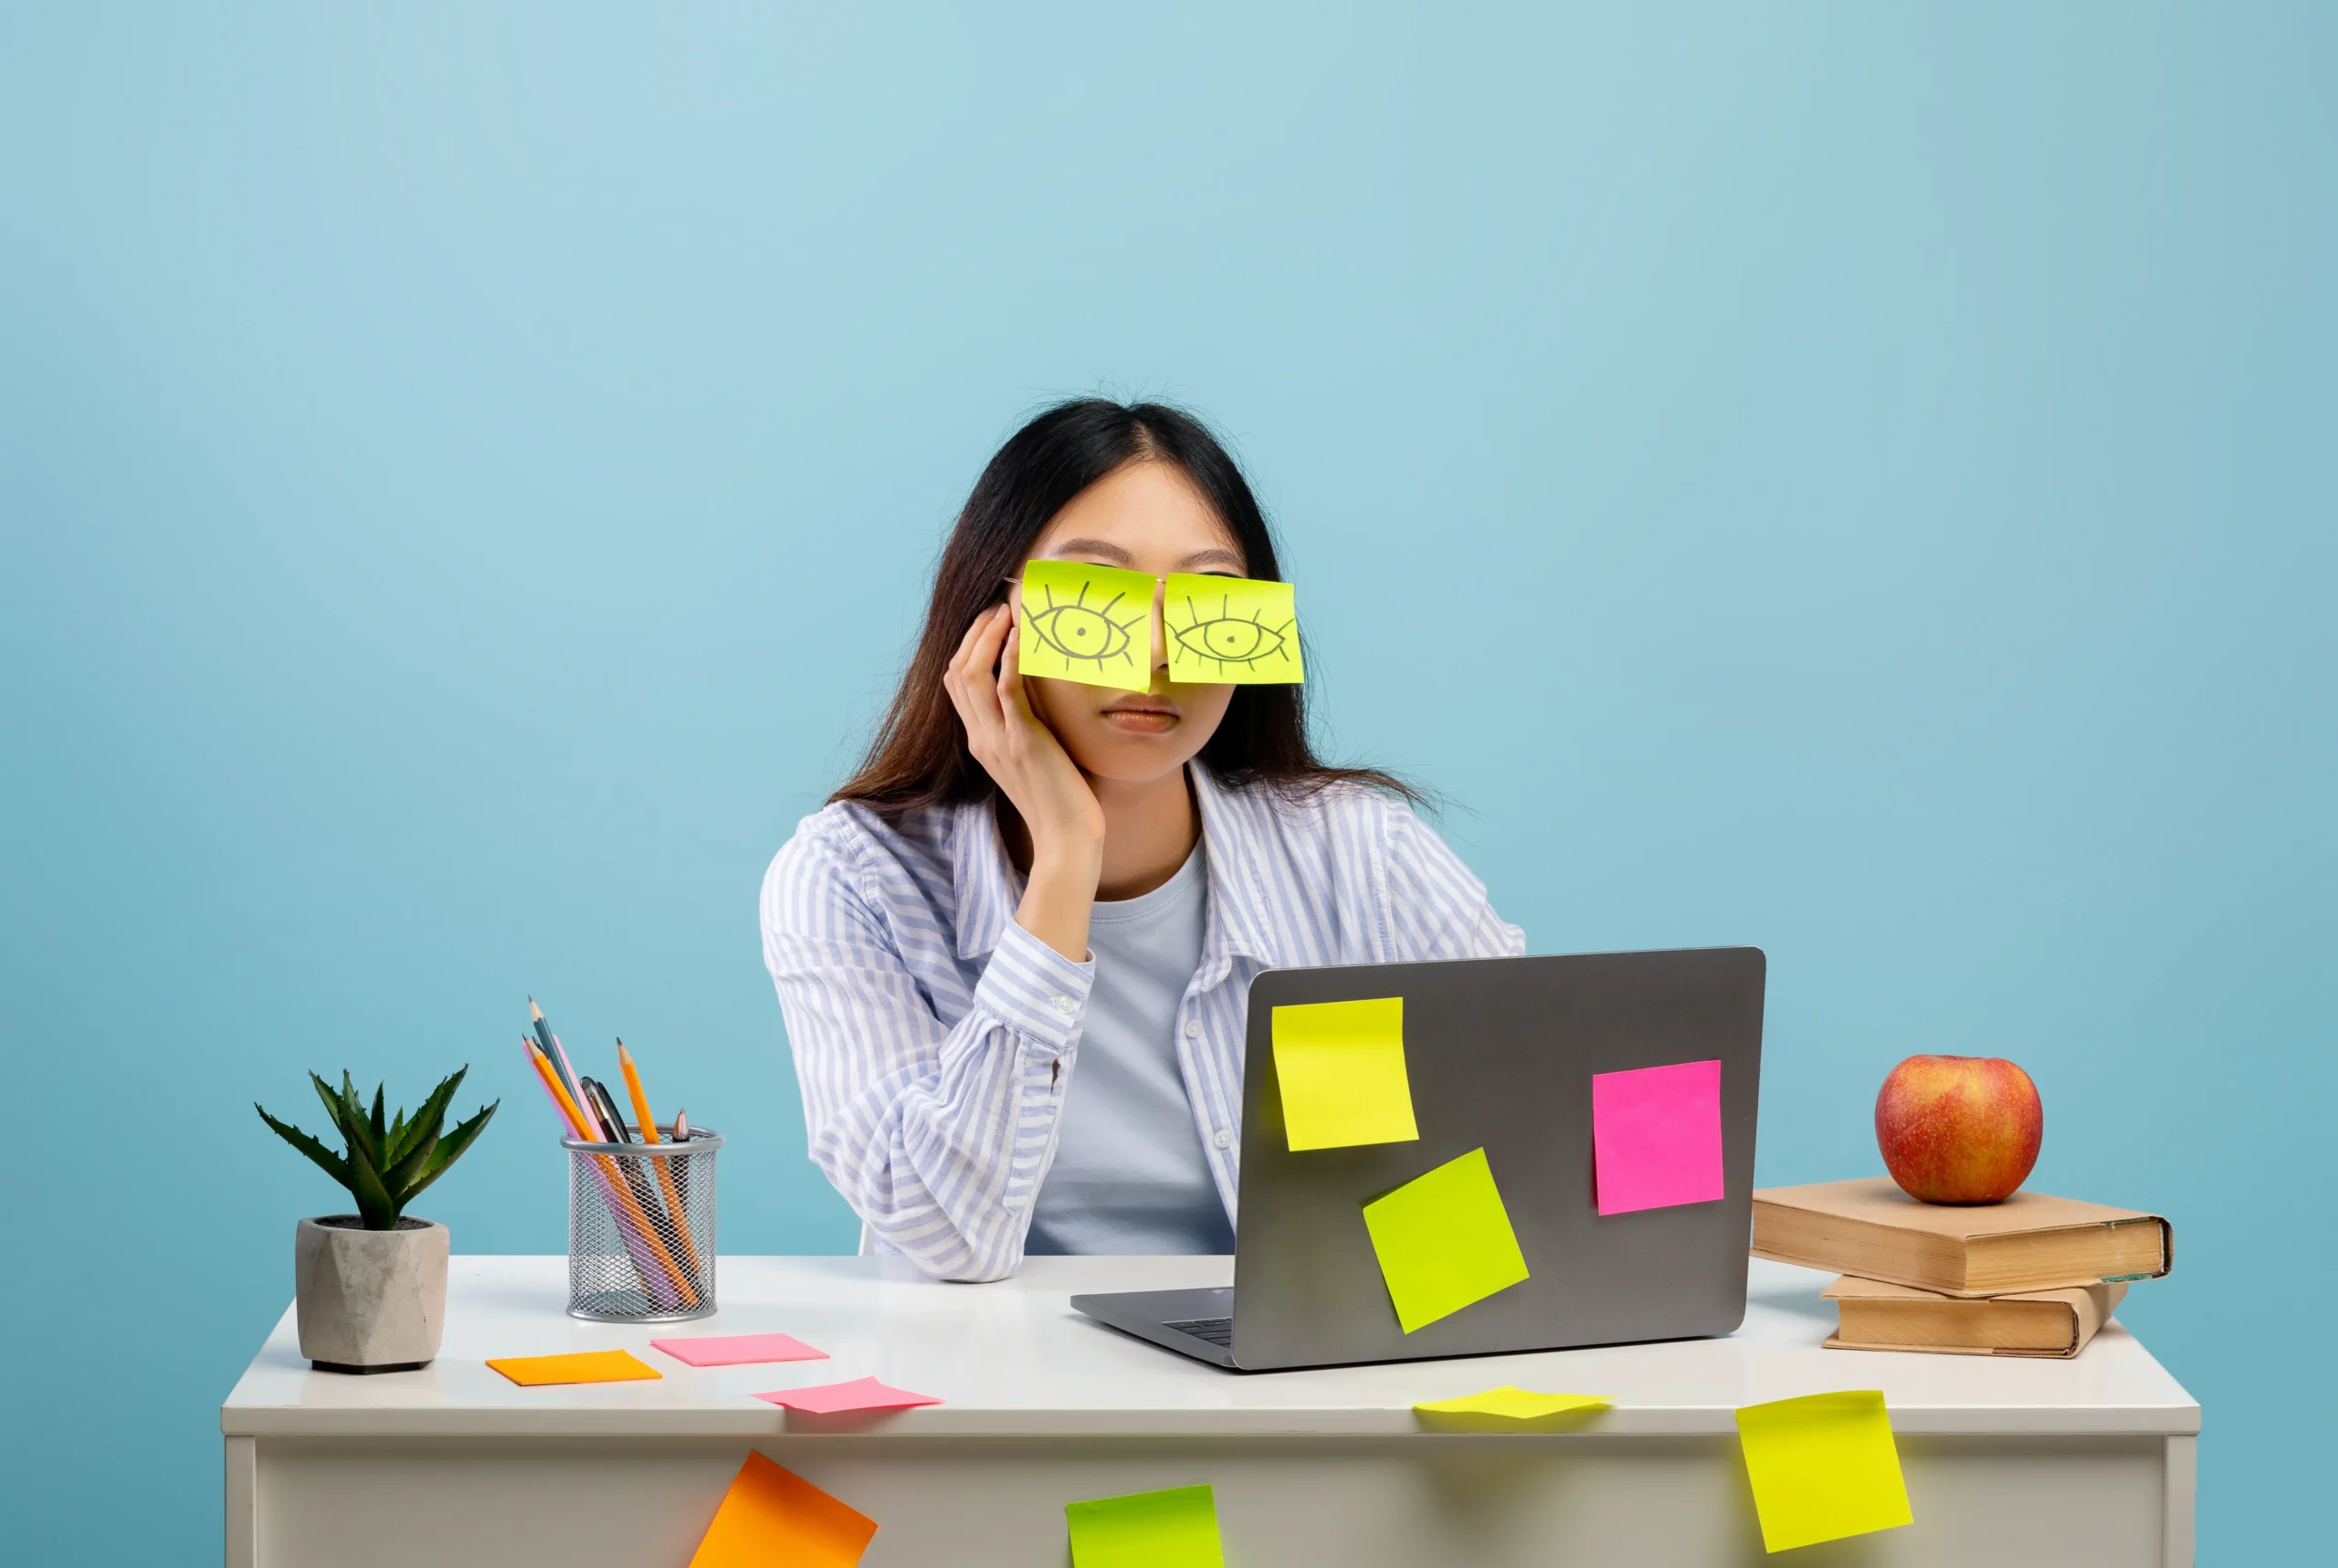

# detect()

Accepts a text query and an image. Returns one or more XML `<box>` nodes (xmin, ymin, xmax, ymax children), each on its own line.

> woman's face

<box><xmin>1019</xmin><ymin>460</ymin><xmax>1244</xmax><ymax>785</ymax></box>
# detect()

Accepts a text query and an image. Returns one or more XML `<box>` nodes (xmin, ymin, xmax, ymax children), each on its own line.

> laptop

<box><xmin>1070</xmin><ymin>947</ymin><xmax>1765</xmax><ymax>1371</ymax></box>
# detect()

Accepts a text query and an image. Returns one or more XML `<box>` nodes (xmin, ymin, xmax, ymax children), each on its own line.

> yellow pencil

<box><xmin>530</xmin><ymin>1040</ymin><xmax>699</xmax><ymax>1307</ymax></box>
<box><xmin>617</xmin><ymin>1040</ymin><xmax>703</xmax><ymax>1279</ymax></box>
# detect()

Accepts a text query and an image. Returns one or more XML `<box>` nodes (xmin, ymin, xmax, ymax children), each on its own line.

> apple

<box><xmin>1874</xmin><ymin>1055</ymin><xmax>2043</xmax><ymax>1205</ymax></box>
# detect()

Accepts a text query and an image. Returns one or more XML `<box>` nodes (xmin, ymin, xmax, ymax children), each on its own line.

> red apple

<box><xmin>1874</xmin><ymin>1055</ymin><xmax>2043</xmax><ymax>1205</ymax></box>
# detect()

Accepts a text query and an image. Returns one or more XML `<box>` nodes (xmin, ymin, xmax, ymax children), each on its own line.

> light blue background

<box><xmin>2</xmin><ymin>4</ymin><xmax>2329</xmax><ymax>1560</ymax></box>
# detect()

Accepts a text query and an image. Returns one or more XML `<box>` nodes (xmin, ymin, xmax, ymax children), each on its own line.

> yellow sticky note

<box><xmin>1164</xmin><ymin>574</ymin><xmax>1303</xmax><ymax>684</ymax></box>
<box><xmin>1734</xmin><ymin>1390</ymin><xmax>1913</xmax><ymax>1553</ymax></box>
<box><xmin>485</xmin><ymin>1349</ymin><xmax>660</xmax><ymax>1386</ymax></box>
<box><xmin>1019</xmin><ymin>559</ymin><xmax>1156</xmax><ymax>691</ymax></box>
<box><xmin>1271</xmin><ymin>997</ymin><xmax>1418</xmax><ymax>1151</ymax></box>
<box><xmin>690</xmin><ymin>1452</ymin><xmax>878</xmax><ymax>1568</ymax></box>
<box><xmin>1414</xmin><ymin>1386</ymin><xmax>1611</xmax><ymax>1424</ymax></box>
<box><xmin>1065</xmin><ymin>1483</ymin><xmax>1224</xmax><ymax>1567</ymax></box>
<box><xmin>1361</xmin><ymin>1148</ymin><xmax>1531</xmax><ymax>1332</ymax></box>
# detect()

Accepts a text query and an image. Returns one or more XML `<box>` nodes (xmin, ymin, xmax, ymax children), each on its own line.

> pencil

<box><xmin>531</xmin><ymin>999</ymin><xmax>591</xmax><ymax>1115</ymax></box>
<box><xmin>553</xmin><ymin>1037</ymin><xmax>596</xmax><ymax>1134</ymax></box>
<box><xmin>584</xmin><ymin>1073</ymin><xmax>674</xmax><ymax>1260</ymax></box>
<box><xmin>528</xmin><ymin>1040</ymin><xmax>697</xmax><ymax>1309</ymax></box>
<box><xmin>525</xmin><ymin>1040</ymin><xmax>673</xmax><ymax>1308</ymax></box>
<box><xmin>617</xmin><ymin>1040</ymin><xmax>702</xmax><ymax>1280</ymax></box>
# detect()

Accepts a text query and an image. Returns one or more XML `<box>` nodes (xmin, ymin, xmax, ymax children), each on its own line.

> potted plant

<box><xmin>258</xmin><ymin>1068</ymin><xmax>498</xmax><ymax>1373</ymax></box>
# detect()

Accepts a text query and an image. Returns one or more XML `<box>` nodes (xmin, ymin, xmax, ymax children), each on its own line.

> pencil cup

<box><xmin>563</xmin><ymin>1126</ymin><xmax>721</xmax><ymax>1322</ymax></box>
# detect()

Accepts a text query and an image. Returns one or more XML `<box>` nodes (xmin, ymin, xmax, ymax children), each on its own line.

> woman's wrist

<box><xmin>1016</xmin><ymin>841</ymin><xmax>1101</xmax><ymax>963</ymax></box>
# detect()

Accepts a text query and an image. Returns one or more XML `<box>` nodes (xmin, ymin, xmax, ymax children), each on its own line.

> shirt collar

<box><xmin>945</xmin><ymin>765</ymin><xmax>1284</xmax><ymax>970</ymax></box>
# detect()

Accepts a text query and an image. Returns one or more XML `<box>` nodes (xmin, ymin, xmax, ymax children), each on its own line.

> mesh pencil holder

<box><xmin>562</xmin><ymin>1127</ymin><xmax>721</xmax><ymax>1322</ymax></box>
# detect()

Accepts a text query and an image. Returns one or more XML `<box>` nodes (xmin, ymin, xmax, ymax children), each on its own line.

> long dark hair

<box><xmin>833</xmin><ymin>398</ymin><xmax>1416</xmax><ymax>814</ymax></box>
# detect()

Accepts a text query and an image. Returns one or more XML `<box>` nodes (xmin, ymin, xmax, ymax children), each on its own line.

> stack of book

<box><xmin>1751</xmin><ymin>1178</ymin><xmax>2173</xmax><ymax>1359</ymax></box>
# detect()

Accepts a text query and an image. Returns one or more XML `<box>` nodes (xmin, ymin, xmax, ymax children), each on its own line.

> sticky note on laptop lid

<box><xmin>1591</xmin><ymin>1058</ymin><xmax>1725</xmax><ymax>1215</ymax></box>
<box><xmin>1270</xmin><ymin>996</ymin><xmax>1417</xmax><ymax>1151</ymax></box>
<box><xmin>1734</xmin><ymin>1389</ymin><xmax>1912</xmax><ymax>1552</ymax></box>
<box><xmin>1361</xmin><ymin>1147</ymin><xmax>1531</xmax><ymax>1332</ymax></box>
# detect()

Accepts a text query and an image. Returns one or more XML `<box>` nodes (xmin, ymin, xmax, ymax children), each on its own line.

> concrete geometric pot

<box><xmin>294</xmin><ymin>1215</ymin><xmax>448</xmax><ymax>1373</ymax></box>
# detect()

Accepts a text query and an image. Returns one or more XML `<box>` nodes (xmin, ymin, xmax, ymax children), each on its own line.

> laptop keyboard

<box><xmin>1163</xmin><ymin>1316</ymin><xmax>1235</xmax><ymax>1347</ymax></box>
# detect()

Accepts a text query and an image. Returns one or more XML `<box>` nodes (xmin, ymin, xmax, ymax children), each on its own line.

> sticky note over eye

<box><xmin>1065</xmin><ymin>1483</ymin><xmax>1225</xmax><ymax>1568</ymax></box>
<box><xmin>1019</xmin><ymin>559</ymin><xmax>1156</xmax><ymax>691</ymax></box>
<box><xmin>1591</xmin><ymin>1058</ymin><xmax>1725</xmax><ymax>1215</ymax></box>
<box><xmin>1164</xmin><ymin>574</ymin><xmax>1303</xmax><ymax>684</ymax></box>
<box><xmin>688</xmin><ymin>1452</ymin><xmax>878</xmax><ymax>1568</ymax></box>
<box><xmin>1361</xmin><ymin>1148</ymin><xmax>1531</xmax><ymax>1332</ymax></box>
<box><xmin>1271</xmin><ymin>997</ymin><xmax>1418</xmax><ymax>1151</ymax></box>
<box><xmin>1734</xmin><ymin>1390</ymin><xmax>1912</xmax><ymax>1552</ymax></box>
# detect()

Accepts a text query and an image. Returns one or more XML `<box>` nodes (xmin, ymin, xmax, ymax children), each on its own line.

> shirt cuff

<box><xmin>973</xmin><ymin>918</ymin><xmax>1096</xmax><ymax>1057</ymax></box>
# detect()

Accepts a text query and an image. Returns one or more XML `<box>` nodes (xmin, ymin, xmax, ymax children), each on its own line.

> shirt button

<box><xmin>1052</xmin><ymin>995</ymin><xmax>1077</xmax><ymax>1017</ymax></box>
<box><xmin>1002</xmin><ymin>1193</ymin><xmax>1027</xmax><ymax>1210</ymax></box>
<box><xmin>1212</xmin><ymin>1129</ymin><xmax>1232</xmax><ymax>1150</ymax></box>
<box><xmin>1184</xmin><ymin>1020</ymin><xmax>1203</xmax><ymax>1038</ymax></box>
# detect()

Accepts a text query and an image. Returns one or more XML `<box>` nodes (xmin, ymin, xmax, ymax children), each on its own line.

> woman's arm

<box><xmin>764</xmin><ymin>605</ymin><xmax>1112</xmax><ymax>1282</ymax></box>
<box><xmin>761</xmin><ymin>826</ymin><xmax>1092</xmax><ymax>1282</ymax></box>
<box><xmin>945</xmin><ymin>602</ymin><xmax>1103</xmax><ymax>961</ymax></box>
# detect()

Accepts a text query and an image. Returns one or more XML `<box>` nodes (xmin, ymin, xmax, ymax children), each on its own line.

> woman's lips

<box><xmin>1101</xmin><ymin>701</ymin><xmax>1179</xmax><ymax>734</ymax></box>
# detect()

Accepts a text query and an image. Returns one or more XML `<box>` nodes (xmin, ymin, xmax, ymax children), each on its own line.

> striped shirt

<box><xmin>758</xmin><ymin>764</ymin><xmax>1525</xmax><ymax>1281</ymax></box>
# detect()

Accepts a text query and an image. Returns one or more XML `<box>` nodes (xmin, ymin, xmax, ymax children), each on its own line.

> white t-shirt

<box><xmin>1025</xmin><ymin>846</ymin><xmax>1236</xmax><ymax>1255</ymax></box>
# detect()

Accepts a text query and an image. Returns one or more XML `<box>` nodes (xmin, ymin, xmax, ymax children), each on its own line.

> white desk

<box><xmin>222</xmin><ymin>1256</ymin><xmax>2197</xmax><ymax>1566</ymax></box>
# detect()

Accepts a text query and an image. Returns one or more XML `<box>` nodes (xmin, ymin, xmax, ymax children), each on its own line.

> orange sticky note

<box><xmin>690</xmin><ymin>1452</ymin><xmax>878</xmax><ymax>1568</ymax></box>
<box><xmin>486</xmin><ymin>1349</ymin><xmax>661</xmax><ymax>1386</ymax></box>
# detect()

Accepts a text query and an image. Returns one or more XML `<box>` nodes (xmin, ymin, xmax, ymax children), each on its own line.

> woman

<box><xmin>761</xmin><ymin>399</ymin><xmax>1522</xmax><ymax>1281</ymax></box>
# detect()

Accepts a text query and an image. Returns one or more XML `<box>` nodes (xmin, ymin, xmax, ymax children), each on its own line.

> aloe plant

<box><xmin>258</xmin><ymin>1068</ymin><xmax>500</xmax><ymax>1230</ymax></box>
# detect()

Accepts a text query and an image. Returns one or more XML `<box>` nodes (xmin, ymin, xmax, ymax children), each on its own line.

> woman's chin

<box><xmin>1067</xmin><ymin>732</ymin><xmax>1197</xmax><ymax>784</ymax></box>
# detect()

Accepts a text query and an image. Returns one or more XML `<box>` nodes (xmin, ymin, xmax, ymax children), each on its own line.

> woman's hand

<box><xmin>943</xmin><ymin>604</ymin><xmax>1103</xmax><ymax>960</ymax></box>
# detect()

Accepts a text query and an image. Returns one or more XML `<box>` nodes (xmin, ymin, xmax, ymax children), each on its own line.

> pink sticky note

<box><xmin>753</xmin><ymin>1375</ymin><xmax>943</xmax><ymax>1415</ymax></box>
<box><xmin>649</xmin><ymin>1332</ymin><xmax>828</xmax><ymax>1368</ymax></box>
<box><xmin>1591</xmin><ymin>1058</ymin><xmax>1725</xmax><ymax>1215</ymax></box>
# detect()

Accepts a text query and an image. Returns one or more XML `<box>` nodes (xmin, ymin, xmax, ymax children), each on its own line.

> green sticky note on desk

<box><xmin>1065</xmin><ymin>1484</ymin><xmax>1225</xmax><ymax>1567</ymax></box>
<box><xmin>1164</xmin><ymin>573</ymin><xmax>1303</xmax><ymax>684</ymax></box>
<box><xmin>1019</xmin><ymin>559</ymin><xmax>1156</xmax><ymax>691</ymax></box>
<box><xmin>1271</xmin><ymin>997</ymin><xmax>1418</xmax><ymax>1151</ymax></box>
<box><xmin>1734</xmin><ymin>1390</ymin><xmax>1912</xmax><ymax>1553</ymax></box>
<box><xmin>1361</xmin><ymin>1148</ymin><xmax>1531</xmax><ymax>1332</ymax></box>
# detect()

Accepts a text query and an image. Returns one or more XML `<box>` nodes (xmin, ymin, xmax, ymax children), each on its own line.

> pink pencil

<box><xmin>553</xmin><ymin>1035</ymin><xmax>605</xmax><ymax>1139</ymax></box>
<box><xmin>524</xmin><ymin>1039</ymin><xmax>678</xmax><ymax>1309</ymax></box>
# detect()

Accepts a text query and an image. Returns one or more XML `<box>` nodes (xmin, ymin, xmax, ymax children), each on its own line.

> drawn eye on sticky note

<box><xmin>1733</xmin><ymin>1390</ymin><xmax>1912</xmax><ymax>1552</ymax></box>
<box><xmin>1362</xmin><ymin>1147</ymin><xmax>1532</xmax><ymax>1332</ymax></box>
<box><xmin>1019</xmin><ymin>559</ymin><xmax>1156</xmax><ymax>691</ymax></box>
<box><xmin>1164</xmin><ymin>574</ymin><xmax>1303</xmax><ymax>685</ymax></box>
<box><xmin>1271</xmin><ymin>997</ymin><xmax>1417</xmax><ymax>1151</ymax></box>
<box><xmin>1590</xmin><ymin>1058</ymin><xmax>1725</xmax><ymax>1215</ymax></box>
